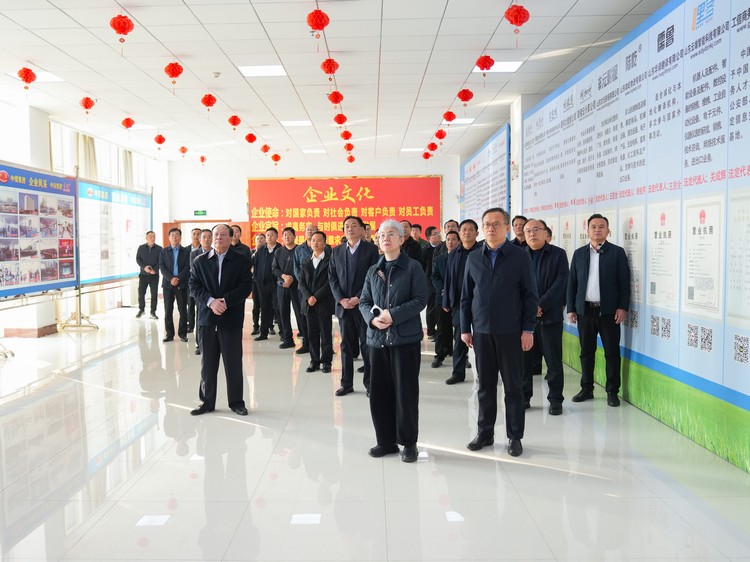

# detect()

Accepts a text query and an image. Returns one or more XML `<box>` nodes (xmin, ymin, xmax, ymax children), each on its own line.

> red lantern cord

<box><xmin>80</xmin><ymin>97</ymin><xmax>95</xmax><ymax>114</ymax></box>
<box><xmin>443</xmin><ymin>111</ymin><xmax>456</xmax><ymax>124</ymax></box>
<box><xmin>228</xmin><ymin>115</ymin><xmax>241</xmax><ymax>129</ymax></box>
<box><xmin>321</xmin><ymin>58</ymin><xmax>339</xmax><ymax>81</ymax></box>
<box><xmin>328</xmin><ymin>90</ymin><xmax>344</xmax><ymax>105</ymax></box>
<box><xmin>201</xmin><ymin>93</ymin><xmax>217</xmax><ymax>111</ymax></box>
<box><xmin>505</xmin><ymin>4</ymin><xmax>530</xmax><ymax>45</ymax></box>
<box><xmin>260</xmin><ymin>144</ymin><xmax>270</xmax><ymax>154</ymax></box>
<box><xmin>122</xmin><ymin>117</ymin><xmax>135</xmax><ymax>129</ymax></box>
<box><xmin>457</xmin><ymin>88</ymin><xmax>474</xmax><ymax>106</ymax></box>
<box><xmin>164</xmin><ymin>62</ymin><xmax>183</xmax><ymax>84</ymax></box>
<box><xmin>422</xmin><ymin>152</ymin><xmax>432</xmax><ymax>160</ymax></box>
<box><xmin>179</xmin><ymin>146</ymin><xmax>188</xmax><ymax>157</ymax></box>
<box><xmin>427</xmin><ymin>142</ymin><xmax>438</xmax><ymax>152</ymax></box>
<box><xmin>245</xmin><ymin>133</ymin><xmax>257</xmax><ymax>143</ymax></box>
<box><xmin>333</xmin><ymin>113</ymin><xmax>347</xmax><ymax>126</ymax></box>
<box><xmin>344</xmin><ymin>142</ymin><xmax>354</xmax><ymax>152</ymax></box>
<box><xmin>306</xmin><ymin>9</ymin><xmax>330</xmax><ymax>38</ymax></box>
<box><xmin>154</xmin><ymin>134</ymin><xmax>166</xmax><ymax>150</ymax></box>
<box><xmin>341</xmin><ymin>130</ymin><xmax>352</xmax><ymax>141</ymax></box>
<box><xmin>271</xmin><ymin>153</ymin><xmax>281</xmax><ymax>165</ymax></box>
<box><xmin>476</xmin><ymin>54</ymin><xmax>495</xmax><ymax>77</ymax></box>
<box><xmin>347</xmin><ymin>155</ymin><xmax>355</xmax><ymax>163</ymax></box>
<box><xmin>110</xmin><ymin>14</ymin><xmax>134</xmax><ymax>43</ymax></box>
<box><xmin>17</xmin><ymin>67</ymin><xmax>36</xmax><ymax>90</ymax></box>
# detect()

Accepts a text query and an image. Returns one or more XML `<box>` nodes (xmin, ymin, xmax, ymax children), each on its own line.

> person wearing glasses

<box><xmin>460</xmin><ymin>208</ymin><xmax>538</xmax><ymax>457</ymax></box>
<box><xmin>522</xmin><ymin>219</ymin><xmax>569</xmax><ymax>415</ymax></box>
<box><xmin>359</xmin><ymin>220</ymin><xmax>427</xmax><ymax>463</ymax></box>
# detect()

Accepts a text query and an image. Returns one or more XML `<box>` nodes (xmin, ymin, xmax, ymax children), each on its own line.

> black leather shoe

<box><xmin>186</xmin><ymin>324</ymin><xmax>194</xmax><ymax>332</ymax></box>
<box><xmin>467</xmin><ymin>434</ymin><xmax>494</xmax><ymax>451</ymax></box>
<box><xmin>431</xmin><ymin>357</ymin><xmax>443</xmax><ymax>368</ymax></box>
<box><xmin>368</xmin><ymin>444</ymin><xmax>399</xmax><ymax>458</ymax></box>
<box><xmin>357</xmin><ymin>365</ymin><xmax>365</xmax><ymax>373</ymax></box>
<box><xmin>401</xmin><ymin>444</ymin><xmax>418</xmax><ymax>462</ymax></box>
<box><xmin>268</xmin><ymin>327</ymin><xmax>276</xmax><ymax>335</ymax></box>
<box><xmin>322</xmin><ymin>363</ymin><xmax>332</xmax><ymax>373</ymax></box>
<box><xmin>251</xmin><ymin>327</ymin><xmax>260</xmax><ymax>335</ymax></box>
<box><xmin>162</xmin><ymin>337</ymin><xmax>174</xmax><ymax>343</ymax></box>
<box><xmin>335</xmin><ymin>386</ymin><xmax>353</xmax><ymax>396</ymax></box>
<box><xmin>232</xmin><ymin>406</ymin><xmax>249</xmax><ymax>416</ymax></box>
<box><xmin>150</xmin><ymin>313</ymin><xmax>158</xmax><ymax>320</ymax></box>
<box><xmin>549</xmin><ymin>403</ymin><xmax>563</xmax><ymax>416</ymax></box>
<box><xmin>607</xmin><ymin>393</ymin><xmax>621</xmax><ymax>407</ymax></box>
<box><xmin>194</xmin><ymin>348</ymin><xmax>201</xmax><ymax>355</ymax></box>
<box><xmin>295</xmin><ymin>346</ymin><xmax>310</xmax><ymax>354</ymax></box>
<box><xmin>524</xmin><ymin>400</ymin><xmax>531</xmax><ymax>409</ymax></box>
<box><xmin>135</xmin><ymin>311</ymin><xmax>144</xmax><ymax>318</ymax></box>
<box><xmin>572</xmin><ymin>389</ymin><xmax>594</xmax><ymax>402</ymax></box>
<box><xmin>180</xmin><ymin>336</ymin><xmax>188</xmax><ymax>342</ymax></box>
<box><xmin>306</xmin><ymin>362</ymin><xmax>320</xmax><ymax>373</ymax></box>
<box><xmin>254</xmin><ymin>334</ymin><xmax>268</xmax><ymax>341</ymax></box>
<box><xmin>190</xmin><ymin>404</ymin><xmax>213</xmax><ymax>416</ymax></box>
<box><xmin>445</xmin><ymin>376</ymin><xmax>465</xmax><ymax>385</ymax></box>
<box><xmin>279</xmin><ymin>340</ymin><xmax>295</xmax><ymax>349</ymax></box>
<box><xmin>366</xmin><ymin>390</ymin><xmax>370</xmax><ymax>398</ymax></box>
<box><xmin>508</xmin><ymin>438</ymin><xmax>523</xmax><ymax>457</ymax></box>
<box><xmin>466</xmin><ymin>361</ymin><xmax>472</xmax><ymax>368</ymax></box>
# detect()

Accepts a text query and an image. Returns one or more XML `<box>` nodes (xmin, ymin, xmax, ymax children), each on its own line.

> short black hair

<box><xmin>512</xmin><ymin>215</ymin><xmax>528</xmax><ymax>225</ymax></box>
<box><xmin>445</xmin><ymin>230</ymin><xmax>460</xmax><ymax>239</ymax></box>
<box><xmin>443</xmin><ymin>219</ymin><xmax>458</xmax><ymax>228</ymax></box>
<box><xmin>342</xmin><ymin>215</ymin><xmax>365</xmax><ymax>229</ymax></box>
<box><xmin>168</xmin><ymin>227</ymin><xmax>182</xmax><ymax>236</ymax></box>
<box><xmin>400</xmin><ymin>219</ymin><xmax>412</xmax><ymax>228</ymax></box>
<box><xmin>282</xmin><ymin>226</ymin><xmax>296</xmax><ymax>236</ymax></box>
<box><xmin>459</xmin><ymin>219</ymin><xmax>478</xmax><ymax>231</ymax></box>
<box><xmin>191</xmin><ymin>227</ymin><xmax>201</xmax><ymax>233</ymax></box>
<box><xmin>425</xmin><ymin>226</ymin><xmax>438</xmax><ymax>237</ymax></box>
<box><xmin>482</xmin><ymin>208</ymin><xmax>510</xmax><ymax>224</ymax></box>
<box><xmin>212</xmin><ymin>224</ymin><xmax>232</xmax><ymax>236</ymax></box>
<box><xmin>588</xmin><ymin>213</ymin><xmax>609</xmax><ymax>226</ymax></box>
<box><xmin>312</xmin><ymin>231</ymin><xmax>327</xmax><ymax>241</ymax></box>
<box><xmin>411</xmin><ymin>223</ymin><xmax>422</xmax><ymax>232</ymax></box>
<box><xmin>265</xmin><ymin>226</ymin><xmax>278</xmax><ymax>235</ymax></box>
<box><xmin>200</xmin><ymin>228</ymin><xmax>212</xmax><ymax>235</ymax></box>
<box><xmin>231</xmin><ymin>224</ymin><xmax>242</xmax><ymax>234</ymax></box>
<box><xmin>146</xmin><ymin>230</ymin><xmax>155</xmax><ymax>236</ymax></box>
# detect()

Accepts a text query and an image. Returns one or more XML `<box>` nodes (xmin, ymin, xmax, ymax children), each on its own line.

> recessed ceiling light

<box><xmin>238</xmin><ymin>65</ymin><xmax>286</xmax><ymax>77</ymax></box>
<box><xmin>280</xmin><ymin>120</ymin><xmax>312</xmax><ymax>127</ymax></box>
<box><xmin>8</xmin><ymin>70</ymin><xmax>64</xmax><ymax>83</ymax></box>
<box><xmin>472</xmin><ymin>61</ymin><xmax>523</xmax><ymax>73</ymax></box>
<box><xmin>303</xmin><ymin>149</ymin><xmax>327</xmax><ymax>154</ymax></box>
<box><xmin>400</xmin><ymin>148</ymin><xmax>424</xmax><ymax>152</ymax></box>
<box><xmin>442</xmin><ymin>117</ymin><xmax>474</xmax><ymax>125</ymax></box>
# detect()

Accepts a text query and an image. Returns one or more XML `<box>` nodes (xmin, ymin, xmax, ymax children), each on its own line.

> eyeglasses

<box><xmin>378</xmin><ymin>231</ymin><xmax>401</xmax><ymax>240</ymax></box>
<box><xmin>523</xmin><ymin>227</ymin><xmax>545</xmax><ymax>234</ymax></box>
<box><xmin>482</xmin><ymin>221</ymin><xmax>507</xmax><ymax>230</ymax></box>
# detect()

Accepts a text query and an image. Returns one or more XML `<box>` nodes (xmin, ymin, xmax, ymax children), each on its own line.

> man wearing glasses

<box><xmin>460</xmin><ymin>208</ymin><xmax>538</xmax><ymax>457</ymax></box>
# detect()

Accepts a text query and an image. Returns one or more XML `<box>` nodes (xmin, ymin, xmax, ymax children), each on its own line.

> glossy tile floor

<box><xmin>0</xmin><ymin>307</ymin><xmax>748</xmax><ymax>561</ymax></box>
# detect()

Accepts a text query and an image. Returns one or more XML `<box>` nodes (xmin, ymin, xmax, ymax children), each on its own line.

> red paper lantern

<box><xmin>344</xmin><ymin>142</ymin><xmax>354</xmax><ymax>152</ymax></box>
<box><xmin>110</xmin><ymin>14</ymin><xmax>134</xmax><ymax>43</ymax></box>
<box><xmin>328</xmin><ymin>90</ymin><xmax>344</xmax><ymax>105</ymax></box>
<box><xmin>200</xmin><ymin>155</ymin><xmax>207</xmax><ymax>165</ymax></box>
<box><xmin>422</xmin><ymin>152</ymin><xmax>432</xmax><ymax>160</ymax></box>
<box><xmin>260</xmin><ymin>144</ymin><xmax>270</xmax><ymax>154</ymax></box>
<box><xmin>321</xmin><ymin>58</ymin><xmax>339</xmax><ymax>81</ymax></box>
<box><xmin>80</xmin><ymin>97</ymin><xmax>95</xmax><ymax>113</ymax></box>
<box><xmin>179</xmin><ymin>146</ymin><xmax>188</xmax><ymax>156</ymax></box>
<box><xmin>154</xmin><ymin>134</ymin><xmax>166</xmax><ymax>150</ymax></box>
<box><xmin>245</xmin><ymin>133</ymin><xmax>257</xmax><ymax>143</ymax></box>
<box><xmin>347</xmin><ymin>155</ymin><xmax>355</xmax><ymax>163</ymax></box>
<box><xmin>164</xmin><ymin>62</ymin><xmax>183</xmax><ymax>84</ymax></box>
<box><xmin>427</xmin><ymin>142</ymin><xmax>438</xmax><ymax>152</ymax></box>
<box><xmin>476</xmin><ymin>55</ymin><xmax>495</xmax><ymax>76</ymax></box>
<box><xmin>435</xmin><ymin>129</ymin><xmax>447</xmax><ymax>140</ymax></box>
<box><xmin>306</xmin><ymin>9</ymin><xmax>330</xmax><ymax>38</ymax></box>
<box><xmin>271</xmin><ymin>153</ymin><xmax>281</xmax><ymax>164</ymax></box>
<box><xmin>505</xmin><ymin>4</ymin><xmax>530</xmax><ymax>42</ymax></box>
<box><xmin>341</xmin><ymin>130</ymin><xmax>352</xmax><ymax>141</ymax></box>
<box><xmin>333</xmin><ymin>113</ymin><xmax>347</xmax><ymax>125</ymax></box>
<box><xmin>201</xmin><ymin>93</ymin><xmax>217</xmax><ymax>111</ymax></box>
<box><xmin>228</xmin><ymin>115</ymin><xmax>241</xmax><ymax>129</ymax></box>
<box><xmin>443</xmin><ymin>111</ymin><xmax>456</xmax><ymax>124</ymax></box>
<box><xmin>457</xmin><ymin>88</ymin><xmax>474</xmax><ymax>106</ymax></box>
<box><xmin>122</xmin><ymin>117</ymin><xmax>135</xmax><ymax>129</ymax></box>
<box><xmin>17</xmin><ymin>67</ymin><xmax>36</xmax><ymax>90</ymax></box>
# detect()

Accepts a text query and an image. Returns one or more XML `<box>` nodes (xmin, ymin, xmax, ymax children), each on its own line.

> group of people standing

<box><xmin>135</xmin><ymin>208</ymin><xmax>630</xmax><ymax>461</ymax></box>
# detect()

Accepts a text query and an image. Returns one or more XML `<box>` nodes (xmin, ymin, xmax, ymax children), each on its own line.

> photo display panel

<box><xmin>461</xmin><ymin>124</ymin><xmax>510</xmax><ymax>225</ymax></box>
<box><xmin>78</xmin><ymin>180</ymin><xmax>152</xmax><ymax>285</ymax></box>
<box><xmin>0</xmin><ymin>161</ymin><xmax>77</xmax><ymax>297</ymax></box>
<box><xmin>522</xmin><ymin>0</ymin><xmax>750</xmax><ymax>403</ymax></box>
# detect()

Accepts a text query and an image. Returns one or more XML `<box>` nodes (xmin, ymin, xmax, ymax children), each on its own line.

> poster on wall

<box><xmin>461</xmin><ymin>124</ymin><xmax>510</xmax><ymax>225</ymax></box>
<box><xmin>246</xmin><ymin>177</ymin><xmax>441</xmax><ymax>243</ymax></box>
<box><xmin>0</xmin><ymin>161</ymin><xmax>76</xmax><ymax>298</ymax></box>
<box><xmin>647</xmin><ymin>200</ymin><xmax>681</xmax><ymax>311</ymax></box>
<box><xmin>78</xmin><ymin>180</ymin><xmax>152</xmax><ymax>285</ymax></box>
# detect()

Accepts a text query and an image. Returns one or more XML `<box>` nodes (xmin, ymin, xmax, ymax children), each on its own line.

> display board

<box><xmin>246</xmin><ymin>176</ymin><xmax>441</xmax><ymax>243</ymax></box>
<box><xmin>78</xmin><ymin>180</ymin><xmax>152</xmax><ymax>285</ymax></box>
<box><xmin>522</xmin><ymin>0</ymin><xmax>750</xmax><ymax>406</ymax></box>
<box><xmin>0</xmin><ymin>161</ymin><xmax>77</xmax><ymax>298</ymax></box>
<box><xmin>460</xmin><ymin>124</ymin><xmax>510</xmax><ymax>224</ymax></box>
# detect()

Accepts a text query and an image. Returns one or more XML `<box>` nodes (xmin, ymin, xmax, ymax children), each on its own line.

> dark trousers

<box><xmin>451</xmin><ymin>307</ymin><xmax>469</xmax><ymax>379</ymax></box>
<box><xmin>276</xmin><ymin>285</ymin><xmax>307</xmax><ymax>344</ymax></box>
<box><xmin>137</xmin><ymin>275</ymin><xmax>159</xmax><ymax>314</ymax></box>
<box><xmin>425</xmin><ymin>289</ymin><xmax>437</xmax><ymax>336</ymax></box>
<box><xmin>473</xmin><ymin>332</ymin><xmax>525</xmax><ymax>439</ymax></box>
<box><xmin>306</xmin><ymin>308</ymin><xmax>333</xmax><ymax>365</ymax></box>
<box><xmin>187</xmin><ymin>295</ymin><xmax>196</xmax><ymax>329</ymax></box>
<box><xmin>252</xmin><ymin>283</ymin><xmax>261</xmax><ymax>329</ymax></box>
<box><xmin>338</xmin><ymin>308</ymin><xmax>370</xmax><ymax>390</ymax></box>
<box><xmin>523</xmin><ymin>322</ymin><xmax>564</xmax><ymax>404</ymax></box>
<box><xmin>199</xmin><ymin>325</ymin><xmax>245</xmax><ymax>410</ymax></box>
<box><xmin>369</xmin><ymin>342</ymin><xmax>420</xmax><ymax>446</ymax></box>
<box><xmin>578</xmin><ymin>306</ymin><xmax>622</xmax><ymax>394</ymax></box>
<box><xmin>257</xmin><ymin>282</ymin><xmax>278</xmax><ymax>335</ymax></box>
<box><xmin>435</xmin><ymin>306</ymin><xmax>453</xmax><ymax>359</ymax></box>
<box><xmin>163</xmin><ymin>285</ymin><xmax>188</xmax><ymax>338</ymax></box>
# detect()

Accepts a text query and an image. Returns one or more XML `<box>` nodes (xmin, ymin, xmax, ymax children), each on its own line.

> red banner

<box><xmin>247</xmin><ymin>176</ymin><xmax>441</xmax><ymax>244</ymax></box>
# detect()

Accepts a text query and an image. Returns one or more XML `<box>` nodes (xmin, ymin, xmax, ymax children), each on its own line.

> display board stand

<box><xmin>59</xmin><ymin>290</ymin><xmax>98</xmax><ymax>331</ymax></box>
<box><xmin>0</xmin><ymin>341</ymin><xmax>14</xmax><ymax>358</ymax></box>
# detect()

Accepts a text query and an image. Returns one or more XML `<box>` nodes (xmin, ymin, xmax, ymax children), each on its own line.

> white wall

<box><xmin>165</xmin><ymin>154</ymin><xmax>462</xmax><ymax>227</ymax></box>
<box><xmin>509</xmin><ymin>94</ymin><xmax>543</xmax><ymax>217</ymax></box>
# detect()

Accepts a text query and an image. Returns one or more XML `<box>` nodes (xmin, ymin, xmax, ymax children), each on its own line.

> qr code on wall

<box><xmin>661</xmin><ymin>317</ymin><xmax>671</xmax><ymax>340</ymax></box>
<box><xmin>735</xmin><ymin>335</ymin><xmax>749</xmax><ymax>364</ymax></box>
<box><xmin>628</xmin><ymin>310</ymin><xmax>639</xmax><ymax>329</ymax></box>
<box><xmin>687</xmin><ymin>324</ymin><xmax>698</xmax><ymax>348</ymax></box>
<box><xmin>700</xmin><ymin>327</ymin><xmax>713</xmax><ymax>352</ymax></box>
<box><xmin>651</xmin><ymin>315</ymin><xmax>660</xmax><ymax>336</ymax></box>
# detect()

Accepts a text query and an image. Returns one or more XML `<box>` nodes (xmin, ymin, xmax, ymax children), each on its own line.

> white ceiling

<box><xmin>0</xmin><ymin>0</ymin><xmax>669</xmax><ymax>164</ymax></box>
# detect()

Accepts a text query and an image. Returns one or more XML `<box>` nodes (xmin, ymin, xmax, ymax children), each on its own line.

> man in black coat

<box><xmin>298</xmin><ymin>231</ymin><xmax>334</xmax><ymax>373</ymax></box>
<box><xmin>421</xmin><ymin>226</ymin><xmax>441</xmax><ymax>339</ymax></box>
<box><xmin>523</xmin><ymin>219</ymin><xmax>569</xmax><ymax>415</ymax></box>
<box><xmin>158</xmin><ymin>227</ymin><xmax>191</xmax><ymax>342</ymax></box>
<box><xmin>189</xmin><ymin>224</ymin><xmax>253</xmax><ymax>416</ymax></box>
<box><xmin>431</xmin><ymin>229</ymin><xmax>459</xmax><ymax>368</ymax></box>
<box><xmin>252</xmin><ymin>227</ymin><xmax>281</xmax><ymax>340</ymax></box>
<box><xmin>329</xmin><ymin>216</ymin><xmax>379</xmax><ymax>396</ymax></box>
<box><xmin>399</xmin><ymin>219</ymin><xmax>422</xmax><ymax>262</ymax></box>
<box><xmin>135</xmin><ymin>230</ymin><xmax>162</xmax><ymax>319</ymax></box>
<box><xmin>461</xmin><ymin>208</ymin><xmax>538</xmax><ymax>457</ymax></box>
<box><xmin>272</xmin><ymin>226</ymin><xmax>307</xmax><ymax>351</ymax></box>
<box><xmin>566</xmin><ymin>213</ymin><xmax>630</xmax><ymax>407</ymax></box>
<box><xmin>190</xmin><ymin>228</ymin><xmax>212</xmax><ymax>355</ymax></box>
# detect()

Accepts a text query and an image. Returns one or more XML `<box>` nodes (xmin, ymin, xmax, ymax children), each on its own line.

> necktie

<box><xmin>173</xmin><ymin>247</ymin><xmax>179</xmax><ymax>276</ymax></box>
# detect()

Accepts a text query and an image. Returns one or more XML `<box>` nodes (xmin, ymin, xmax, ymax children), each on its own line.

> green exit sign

<box><xmin>194</xmin><ymin>210</ymin><xmax>207</xmax><ymax>216</ymax></box>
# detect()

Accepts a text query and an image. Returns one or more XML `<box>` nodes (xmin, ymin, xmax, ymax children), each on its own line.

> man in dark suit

<box><xmin>298</xmin><ymin>231</ymin><xmax>334</xmax><ymax>373</ymax></box>
<box><xmin>566</xmin><ymin>213</ymin><xmax>630</xmax><ymax>407</ymax></box>
<box><xmin>523</xmin><ymin>219</ymin><xmax>569</xmax><ymax>415</ymax></box>
<box><xmin>135</xmin><ymin>230</ymin><xmax>162</xmax><ymax>319</ymax></box>
<box><xmin>189</xmin><ymin>224</ymin><xmax>253</xmax><ymax>416</ymax></box>
<box><xmin>252</xmin><ymin>227</ymin><xmax>281</xmax><ymax>340</ymax></box>
<box><xmin>399</xmin><ymin>220</ymin><xmax>422</xmax><ymax>261</ymax></box>
<box><xmin>186</xmin><ymin>228</ymin><xmax>202</xmax><ymax>331</ymax></box>
<box><xmin>272</xmin><ymin>226</ymin><xmax>307</xmax><ymax>351</ymax></box>
<box><xmin>250</xmin><ymin>232</ymin><xmax>266</xmax><ymax>335</ymax></box>
<box><xmin>461</xmin><ymin>208</ymin><xmax>538</xmax><ymax>457</ymax></box>
<box><xmin>421</xmin><ymin>226</ymin><xmax>441</xmax><ymax>340</ymax></box>
<box><xmin>329</xmin><ymin>215</ymin><xmax>379</xmax><ymax>396</ymax></box>
<box><xmin>190</xmin><ymin>229</ymin><xmax>212</xmax><ymax>355</ymax></box>
<box><xmin>230</xmin><ymin>224</ymin><xmax>252</xmax><ymax>259</ymax></box>
<box><xmin>431</xmin><ymin>229</ymin><xmax>459</xmax><ymax>368</ymax></box>
<box><xmin>159</xmin><ymin>227</ymin><xmax>191</xmax><ymax>343</ymax></box>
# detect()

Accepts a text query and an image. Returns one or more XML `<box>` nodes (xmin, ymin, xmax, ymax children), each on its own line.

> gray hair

<box><xmin>378</xmin><ymin>219</ymin><xmax>405</xmax><ymax>237</ymax></box>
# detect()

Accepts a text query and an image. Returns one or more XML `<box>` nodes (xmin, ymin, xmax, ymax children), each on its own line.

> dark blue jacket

<box><xmin>329</xmin><ymin>240</ymin><xmax>379</xmax><ymax>318</ymax></box>
<box><xmin>431</xmin><ymin>251</ymin><xmax>448</xmax><ymax>297</ymax></box>
<box><xmin>359</xmin><ymin>252</ymin><xmax>427</xmax><ymax>348</ymax></box>
<box><xmin>252</xmin><ymin>244</ymin><xmax>278</xmax><ymax>287</ymax></box>
<box><xmin>442</xmin><ymin>242</ymin><xmax>481</xmax><ymax>309</ymax></box>
<box><xmin>158</xmin><ymin>244</ymin><xmax>190</xmax><ymax>289</ymax></box>
<box><xmin>189</xmin><ymin>248</ymin><xmax>253</xmax><ymax>328</ymax></box>
<box><xmin>460</xmin><ymin>241</ymin><xmax>538</xmax><ymax>335</ymax></box>
<box><xmin>527</xmin><ymin>243</ymin><xmax>569</xmax><ymax>324</ymax></box>
<box><xmin>298</xmin><ymin>253</ymin><xmax>334</xmax><ymax>317</ymax></box>
<box><xmin>566</xmin><ymin>240</ymin><xmax>630</xmax><ymax>316</ymax></box>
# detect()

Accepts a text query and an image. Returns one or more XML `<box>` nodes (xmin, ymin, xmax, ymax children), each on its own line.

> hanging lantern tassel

<box><xmin>201</xmin><ymin>93</ymin><xmax>217</xmax><ymax>112</ymax></box>
<box><xmin>504</xmin><ymin>5</ymin><xmax>530</xmax><ymax>47</ymax></box>
<box><xmin>476</xmin><ymin>54</ymin><xmax>495</xmax><ymax>85</ymax></box>
<box><xmin>457</xmin><ymin>88</ymin><xmax>473</xmax><ymax>108</ymax></box>
<box><xmin>80</xmin><ymin>96</ymin><xmax>95</xmax><ymax>115</ymax></box>
<box><xmin>271</xmin><ymin>153</ymin><xmax>281</xmax><ymax>166</ymax></box>
<box><xmin>164</xmin><ymin>62</ymin><xmax>183</xmax><ymax>88</ymax></box>
<box><xmin>154</xmin><ymin>134</ymin><xmax>166</xmax><ymax>150</ymax></box>
<box><xmin>306</xmin><ymin>9</ymin><xmax>330</xmax><ymax>51</ymax></box>
<box><xmin>228</xmin><ymin>115</ymin><xmax>241</xmax><ymax>131</ymax></box>
<box><xmin>435</xmin><ymin>128</ymin><xmax>447</xmax><ymax>145</ymax></box>
<box><xmin>18</xmin><ymin>67</ymin><xmax>36</xmax><ymax>90</ymax></box>
<box><xmin>443</xmin><ymin>111</ymin><xmax>456</xmax><ymax>126</ymax></box>
<box><xmin>321</xmin><ymin>58</ymin><xmax>339</xmax><ymax>82</ymax></box>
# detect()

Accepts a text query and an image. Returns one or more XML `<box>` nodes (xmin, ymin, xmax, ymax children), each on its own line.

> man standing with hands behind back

<box><xmin>159</xmin><ymin>228</ymin><xmax>190</xmax><ymax>342</ymax></box>
<box><xmin>566</xmin><ymin>213</ymin><xmax>630</xmax><ymax>407</ymax></box>
<box><xmin>189</xmin><ymin>224</ymin><xmax>253</xmax><ymax>416</ymax></box>
<box><xmin>136</xmin><ymin>230</ymin><xmax>162</xmax><ymax>319</ymax></box>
